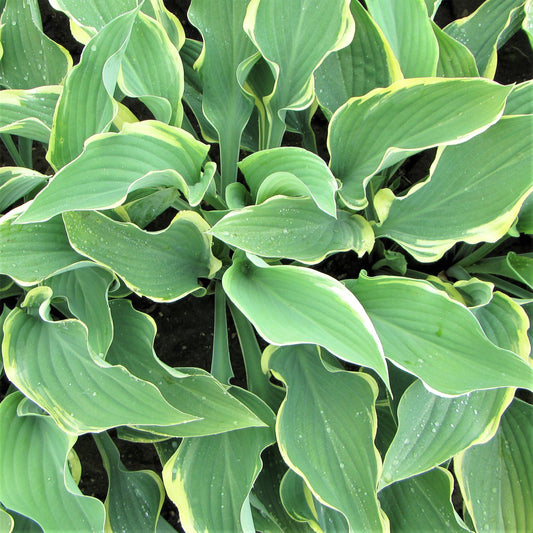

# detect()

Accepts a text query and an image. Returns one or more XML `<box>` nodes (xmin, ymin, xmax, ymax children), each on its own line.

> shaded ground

<box><xmin>1</xmin><ymin>1</ymin><xmax>532</xmax><ymax>531</ymax></box>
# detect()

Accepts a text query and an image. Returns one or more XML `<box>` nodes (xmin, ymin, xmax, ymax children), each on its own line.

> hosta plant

<box><xmin>0</xmin><ymin>0</ymin><xmax>532</xmax><ymax>531</ymax></box>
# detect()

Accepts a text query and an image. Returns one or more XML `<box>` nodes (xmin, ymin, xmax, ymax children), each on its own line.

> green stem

<box><xmin>454</xmin><ymin>237</ymin><xmax>508</xmax><ymax>269</ymax></box>
<box><xmin>229</xmin><ymin>301</ymin><xmax>280</xmax><ymax>410</ymax></box>
<box><xmin>211</xmin><ymin>282</ymin><xmax>233</xmax><ymax>384</ymax></box>
<box><xmin>18</xmin><ymin>137</ymin><xmax>33</xmax><ymax>169</ymax></box>
<box><xmin>472</xmin><ymin>274</ymin><xmax>533</xmax><ymax>299</ymax></box>
<box><xmin>1</xmin><ymin>134</ymin><xmax>25</xmax><ymax>167</ymax></box>
<box><xmin>220</xmin><ymin>131</ymin><xmax>241</xmax><ymax>199</ymax></box>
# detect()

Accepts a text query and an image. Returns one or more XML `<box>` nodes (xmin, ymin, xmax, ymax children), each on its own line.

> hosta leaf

<box><xmin>0</xmin><ymin>393</ymin><xmax>106</xmax><ymax>531</ymax></box>
<box><xmin>0</xmin><ymin>509</ymin><xmax>13</xmax><ymax>533</ymax></box>
<box><xmin>45</xmin><ymin>264</ymin><xmax>115</xmax><ymax>356</ymax></box>
<box><xmin>118</xmin><ymin>11</ymin><xmax>184</xmax><ymax>125</ymax></box>
<box><xmin>345</xmin><ymin>273</ymin><xmax>533</xmax><ymax>394</ymax></box>
<box><xmin>315</xmin><ymin>0</ymin><xmax>402</xmax><ymax>116</ymax></box>
<box><xmin>48</xmin><ymin>0</ymin><xmax>138</xmax><ymax>36</ymax></box>
<box><xmin>517</xmin><ymin>193</ymin><xmax>533</xmax><ymax>234</ymax></box>
<box><xmin>94</xmin><ymin>432</ymin><xmax>164</xmax><ymax>533</ymax></box>
<box><xmin>19</xmin><ymin>121</ymin><xmax>210</xmax><ymax>223</ymax></box>
<box><xmin>525</xmin><ymin>0</ymin><xmax>533</xmax><ymax>46</ymax></box>
<box><xmin>279</xmin><ymin>469</ymin><xmax>348</xmax><ymax>532</ymax></box>
<box><xmin>0</xmin><ymin>167</ymin><xmax>47</xmax><ymax>212</ymax></box>
<box><xmin>366</xmin><ymin>0</ymin><xmax>439</xmax><ymax>77</ymax></box>
<box><xmin>379</xmin><ymin>289</ymin><xmax>530</xmax><ymax>486</ymax></box>
<box><xmin>243</xmin><ymin>0</ymin><xmax>355</xmax><ymax>147</ymax></box>
<box><xmin>329</xmin><ymin>78</ymin><xmax>510</xmax><ymax>209</ymax></box>
<box><xmin>64</xmin><ymin>210</ymin><xmax>221</xmax><ymax>302</ymax></box>
<box><xmin>265</xmin><ymin>344</ymin><xmax>386</xmax><ymax>532</ymax></box>
<box><xmin>424</xmin><ymin>0</ymin><xmax>444</xmax><ymax>18</ymax></box>
<box><xmin>250</xmin><ymin>446</ymin><xmax>313</xmax><ymax>533</ymax></box>
<box><xmin>455</xmin><ymin>399</ymin><xmax>533</xmax><ymax>532</ymax></box>
<box><xmin>432</xmin><ymin>22</ymin><xmax>479</xmax><ymax>77</ymax></box>
<box><xmin>163</xmin><ymin>390</ymin><xmax>275</xmax><ymax>533</ymax></box>
<box><xmin>211</xmin><ymin>196</ymin><xmax>373</xmax><ymax>264</ymax></box>
<box><xmin>223</xmin><ymin>254</ymin><xmax>388</xmax><ymax>386</ymax></box>
<box><xmin>0</xmin><ymin>86</ymin><xmax>60</xmax><ymax>143</ymax></box>
<box><xmin>189</xmin><ymin>0</ymin><xmax>256</xmax><ymax>186</ymax></box>
<box><xmin>121</xmin><ymin>187</ymin><xmax>180</xmax><ymax>229</ymax></box>
<box><xmin>239</xmin><ymin>147</ymin><xmax>338</xmax><ymax>217</ymax></box>
<box><xmin>444</xmin><ymin>0</ymin><xmax>525</xmax><ymax>78</ymax></box>
<box><xmin>139</xmin><ymin>0</ymin><xmax>185</xmax><ymax>51</ymax></box>
<box><xmin>2</xmin><ymin>286</ymin><xmax>198</xmax><ymax>434</ymax></box>
<box><xmin>380</xmin><ymin>380</ymin><xmax>514</xmax><ymax>487</ymax></box>
<box><xmin>47</xmin><ymin>6</ymin><xmax>139</xmax><ymax>169</ymax></box>
<box><xmin>467</xmin><ymin>252</ymin><xmax>533</xmax><ymax>290</ymax></box>
<box><xmin>504</xmin><ymin>80</ymin><xmax>533</xmax><ymax>115</ymax></box>
<box><xmin>0</xmin><ymin>0</ymin><xmax>71</xmax><ymax>89</ymax></box>
<box><xmin>375</xmin><ymin>116</ymin><xmax>533</xmax><ymax>261</ymax></box>
<box><xmin>180</xmin><ymin>38</ymin><xmax>219</xmax><ymax>142</ymax></box>
<box><xmin>0</xmin><ymin>305</ymin><xmax>9</xmax><ymax>374</ymax></box>
<box><xmin>0</xmin><ymin>212</ymin><xmax>83</xmax><ymax>285</ymax></box>
<box><xmin>379</xmin><ymin>468</ymin><xmax>468</xmax><ymax>532</ymax></box>
<box><xmin>107</xmin><ymin>299</ymin><xmax>266</xmax><ymax>436</ymax></box>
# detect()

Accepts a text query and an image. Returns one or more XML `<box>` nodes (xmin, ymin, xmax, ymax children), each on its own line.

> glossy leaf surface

<box><xmin>64</xmin><ymin>210</ymin><xmax>220</xmax><ymax>302</ymax></box>
<box><xmin>19</xmin><ymin>121</ymin><xmax>210</xmax><ymax>223</ymax></box>
<box><xmin>211</xmin><ymin>196</ymin><xmax>373</xmax><ymax>264</ymax></box>
<box><xmin>266</xmin><ymin>345</ymin><xmax>386</xmax><ymax>532</ymax></box>
<box><xmin>329</xmin><ymin>78</ymin><xmax>510</xmax><ymax>209</ymax></box>
<box><xmin>375</xmin><ymin>116</ymin><xmax>533</xmax><ymax>261</ymax></box>
<box><xmin>346</xmin><ymin>274</ymin><xmax>533</xmax><ymax>394</ymax></box>
<box><xmin>3</xmin><ymin>287</ymin><xmax>197</xmax><ymax>434</ymax></box>
<box><xmin>223</xmin><ymin>254</ymin><xmax>388</xmax><ymax>385</ymax></box>
<box><xmin>0</xmin><ymin>393</ymin><xmax>105</xmax><ymax>531</ymax></box>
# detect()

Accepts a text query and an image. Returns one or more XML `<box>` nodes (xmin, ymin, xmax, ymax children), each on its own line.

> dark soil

<box><xmin>1</xmin><ymin>1</ymin><xmax>532</xmax><ymax>531</ymax></box>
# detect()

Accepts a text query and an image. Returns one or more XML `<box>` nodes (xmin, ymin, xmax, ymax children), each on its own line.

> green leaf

<box><xmin>189</xmin><ymin>0</ymin><xmax>256</xmax><ymax>187</ymax></box>
<box><xmin>121</xmin><ymin>187</ymin><xmax>180</xmax><ymax>229</ymax></box>
<box><xmin>163</xmin><ymin>391</ymin><xmax>275</xmax><ymax>533</ymax></box>
<box><xmin>345</xmin><ymin>273</ymin><xmax>533</xmax><ymax>394</ymax></box>
<box><xmin>64</xmin><ymin>210</ymin><xmax>221</xmax><ymax>302</ymax></box>
<box><xmin>315</xmin><ymin>0</ymin><xmax>402</xmax><ymax>116</ymax></box>
<box><xmin>47</xmin><ymin>6</ymin><xmax>140</xmax><ymax>169</ymax></box>
<box><xmin>250</xmin><ymin>446</ymin><xmax>313</xmax><ymax>533</ymax></box>
<box><xmin>19</xmin><ymin>121</ymin><xmax>210</xmax><ymax>223</ymax></box>
<box><xmin>243</xmin><ymin>0</ymin><xmax>355</xmax><ymax>147</ymax></box>
<box><xmin>444</xmin><ymin>0</ymin><xmax>525</xmax><ymax>78</ymax></box>
<box><xmin>0</xmin><ymin>509</ymin><xmax>13</xmax><ymax>533</ymax></box>
<box><xmin>106</xmin><ymin>299</ymin><xmax>267</xmax><ymax>436</ymax></box>
<box><xmin>0</xmin><ymin>212</ymin><xmax>83</xmax><ymax>285</ymax></box>
<box><xmin>504</xmin><ymin>80</ymin><xmax>533</xmax><ymax>115</ymax></box>
<box><xmin>279</xmin><ymin>469</ymin><xmax>348</xmax><ymax>532</ymax></box>
<box><xmin>467</xmin><ymin>252</ymin><xmax>533</xmax><ymax>290</ymax></box>
<box><xmin>45</xmin><ymin>264</ymin><xmax>115</xmax><ymax>356</ymax></box>
<box><xmin>0</xmin><ymin>392</ymin><xmax>106</xmax><ymax>531</ymax></box>
<box><xmin>375</xmin><ymin>116</ymin><xmax>533</xmax><ymax>261</ymax></box>
<box><xmin>455</xmin><ymin>399</ymin><xmax>533</xmax><ymax>532</ymax></box>
<box><xmin>517</xmin><ymin>193</ymin><xmax>533</xmax><ymax>234</ymax></box>
<box><xmin>380</xmin><ymin>380</ymin><xmax>514</xmax><ymax>487</ymax></box>
<box><xmin>432</xmin><ymin>22</ymin><xmax>479</xmax><ymax>77</ymax></box>
<box><xmin>379</xmin><ymin>468</ymin><xmax>468</xmax><ymax>532</ymax></box>
<box><xmin>0</xmin><ymin>86</ymin><xmax>60</xmax><ymax>143</ymax></box>
<box><xmin>0</xmin><ymin>167</ymin><xmax>47</xmax><ymax>212</ymax></box>
<box><xmin>0</xmin><ymin>0</ymin><xmax>71</xmax><ymax>89</ymax></box>
<box><xmin>329</xmin><ymin>77</ymin><xmax>510</xmax><ymax>209</ymax></box>
<box><xmin>211</xmin><ymin>196</ymin><xmax>373</xmax><ymax>264</ymax></box>
<box><xmin>379</xmin><ymin>289</ymin><xmax>530</xmax><ymax>487</ymax></box>
<box><xmin>2</xmin><ymin>286</ymin><xmax>198</xmax><ymax>434</ymax></box>
<box><xmin>48</xmin><ymin>0</ymin><xmax>138</xmax><ymax>36</ymax></box>
<box><xmin>366</xmin><ymin>0</ymin><xmax>439</xmax><ymax>77</ymax></box>
<box><xmin>118</xmin><ymin>11</ymin><xmax>184</xmax><ymax>126</ymax></box>
<box><xmin>265</xmin><ymin>344</ymin><xmax>387</xmax><ymax>532</ymax></box>
<box><xmin>525</xmin><ymin>0</ymin><xmax>533</xmax><ymax>46</ymax></box>
<box><xmin>222</xmin><ymin>254</ymin><xmax>388</xmax><ymax>386</ymax></box>
<box><xmin>239</xmin><ymin>147</ymin><xmax>338</xmax><ymax>217</ymax></box>
<box><xmin>94</xmin><ymin>432</ymin><xmax>164</xmax><ymax>533</ymax></box>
